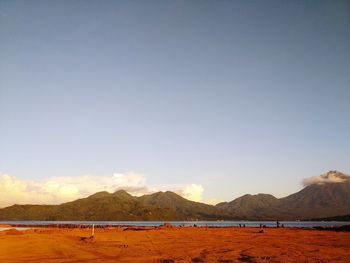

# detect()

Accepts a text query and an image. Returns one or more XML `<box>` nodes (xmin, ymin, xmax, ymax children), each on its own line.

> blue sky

<box><xmin>0</xmin><ymin>0</ymin><xmax>349</xmax><ymax>205</ymax></box>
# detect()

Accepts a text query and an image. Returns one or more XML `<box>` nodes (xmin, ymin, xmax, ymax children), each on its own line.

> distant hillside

<box><xmin>216</xmin><ymin>194</ymin><xmax>280</xmax><ymax>220</ymax></box>
<box><xmin>1</xmin><ymin>171</ymin><xmax>349</xmax><ymax>221</ymax></box>
<box><xmin>276</xmin><ymin>179</ymin><xmax>350</xmax><ymax>219</ymax></box>
<box><xmin>138</xmin><ymin>191</ymin><xmax>225</xmax><ymax>220</ymax></box>
<box><xmin>307</xmin><ymin>214</ymin><xmax>350</xmax><ymax>221</ymax></box>
<box><xmin>215</xmin><ymin>171</ymin><xmax>350</xmax><ymax>220</ymax></box>
<box><xmin>0</xmin><ymin>190</ymin><xmax>232</xmax><ymax>221</ymax></box>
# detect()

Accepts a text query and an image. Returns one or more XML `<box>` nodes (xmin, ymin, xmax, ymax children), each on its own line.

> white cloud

<box><xmin>0</xmin><ymin>172</ymin><xmax>148</xmax><ymax>208</ymax></box>
<box><xmin>0</xmin><ymin>172</ymin><xmax>206</xmax><ymax>207</ymax></box>
<box><xmin>302</xmin><ymin>171</ymin><xmax>349</xmax><ymax>187</ymax></box>
<box><xmin>180</xmin><ymin>184</ymin><xmax>204</xmax><ymax>202</ymax></box>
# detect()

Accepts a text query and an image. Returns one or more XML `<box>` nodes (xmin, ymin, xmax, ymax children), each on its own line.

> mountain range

<box><xmin>0</xmin><ymin>171</ymin><xmax>349</xmax><ymax>221</ymax></box>
<box><xmin>216</xmin><ymin>171</ymin><xmax>350</xmax><ymax>220</ymax></box>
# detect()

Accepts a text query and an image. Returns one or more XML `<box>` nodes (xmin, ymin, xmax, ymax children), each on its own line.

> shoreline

<box><xmin>1</xmin><ymin>222</ymin><xmax>350</xmax><ymax>232</ymax></box>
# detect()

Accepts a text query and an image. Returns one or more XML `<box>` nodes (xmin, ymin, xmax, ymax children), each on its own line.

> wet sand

<box><xmin>0</xmin><ymin>226</ymin><xmax>349</xmax><ymax>262</ymax></box>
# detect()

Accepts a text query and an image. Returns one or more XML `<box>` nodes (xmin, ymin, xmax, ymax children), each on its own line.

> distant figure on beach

<box><xmin>276</xmin><ymin>221</ymin><xmax>280</xmax><ymax>228</ymax></box>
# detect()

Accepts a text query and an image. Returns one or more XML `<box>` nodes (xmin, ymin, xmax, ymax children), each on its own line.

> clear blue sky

<box><xmin>1</xmin><ymin>0</ymin><xmax>349</xmax><ymax>202</ymax></box>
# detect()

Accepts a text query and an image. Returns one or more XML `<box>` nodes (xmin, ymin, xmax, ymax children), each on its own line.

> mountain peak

<box><xmin>143</xmin><ymin>191</ymin><xmax>184</xmax><ymax>201</ymax></box>
<box><xmin>323</xmin><ymin>170</ymin><xmax>349</xmax><ymax>180</ymax></box>
<box><xmin>88</xmin><ymin>191</ymin><xmax>111</xmax><ymax>199</ymax></box>
<box><xmin>113</xmin><ymin>189</ymin><xmax>133</xmax><ymax>198</ymax></box>
<box><xmin>303</xmin><ymin>171</ymin><xmax>350</xmax><ymax>187</ymax></box>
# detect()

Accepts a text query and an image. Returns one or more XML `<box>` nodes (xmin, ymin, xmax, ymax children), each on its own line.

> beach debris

<box><xmin>4</xmin><ymin>229</ymin><xmax>24</xmax><ymax>235</ymax></box>
<box><xmin>162</xmin><ymin>223</ymin><xmax>173</xmax><ymax>228</ymax></box>
<box><xmin>239</xmin><ymin>251</ymin><xmax>256</xmax><ymax>262</ymax></box>
<box><xmin>123</xmin><ymin>226</ymin><xmax>154</xmax><ymax>231</ymax></box>
<box><xmin>80</xmin><ymin>236</ymin><xmax>94</xmax><ymax>241</ymax></box>
<box><xmin>78</xmin><ymin>224</ymin><xmax>95</xmax><ymax>242</ymax></box>
<box><xmin>116</xmin><ymin>244</ymin><xmax>128</xmax><ymax>248</ymax></box>
<box><xmin>192</xmin><ymin>257</ymin><xmax>204</xmax><ymax>263</ymax></box>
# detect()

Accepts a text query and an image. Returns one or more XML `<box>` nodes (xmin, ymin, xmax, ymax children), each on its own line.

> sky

<box><xmin>0</xmin><ymin>0</ymin><xmax>349</xmax><ymax>207</ymax></box>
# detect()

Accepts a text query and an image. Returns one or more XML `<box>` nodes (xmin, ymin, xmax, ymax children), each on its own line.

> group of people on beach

<box><xmin>238</xmin><ymin>221</ymin><xmax>285</xmax><ymax>228</ymax></box>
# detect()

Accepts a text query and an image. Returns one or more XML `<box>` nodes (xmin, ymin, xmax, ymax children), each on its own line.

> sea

<box><xmin>1</xmin><ymin>220</ymin><xmax>349</xmax><ymax>230</ymax></box>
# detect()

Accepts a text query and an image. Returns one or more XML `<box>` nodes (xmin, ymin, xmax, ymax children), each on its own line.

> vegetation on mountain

<box><xmin>0</xmin><ymin>190</ymin><xmax>232</xmax><ymax>220</ymax></box>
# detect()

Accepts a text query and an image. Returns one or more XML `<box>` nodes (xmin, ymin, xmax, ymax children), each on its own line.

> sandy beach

<box><xmin>0</xmin><ymin>226</ymin><xmax>349</xmax><ymax>263</ymax></box>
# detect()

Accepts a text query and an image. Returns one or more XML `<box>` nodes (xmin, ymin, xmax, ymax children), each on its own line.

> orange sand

<box><xmin>0</xmin><ymin>226</ymin><xmax>349</xmax><ymax>262</ymax></box>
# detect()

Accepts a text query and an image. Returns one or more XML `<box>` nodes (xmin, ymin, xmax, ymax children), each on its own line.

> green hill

<box><xmin>0</xmin><ymin>190</ymin><xmax>231</xmax><ymax>221</ymax></box>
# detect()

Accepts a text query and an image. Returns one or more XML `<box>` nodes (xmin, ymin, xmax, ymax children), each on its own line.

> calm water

<box><xmin>1</xmin><ymin>221</ymin><xmax>349</xmax><ymax>228</ymax></box>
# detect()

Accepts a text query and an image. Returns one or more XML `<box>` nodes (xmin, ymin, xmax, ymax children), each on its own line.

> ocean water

<box><xmin>0</xmin><ymin>221</ymin><xmax>349</xmax><ymax>228</ymax></box>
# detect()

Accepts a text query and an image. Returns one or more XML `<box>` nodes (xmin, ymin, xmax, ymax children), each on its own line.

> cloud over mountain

<box><xmin>0</xmin><ymin>172</ymin><xmax>204</xmax><ymax>208</ymax></box>
<box><xmin>180</xmin><ymin>184</ymin><xmax>204</xmax><ymax>202</ymax></box>
<box><xmin>302</xmin><ymin>170</ymin><xmax>350</xmax><ymax>187</ymax></box>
